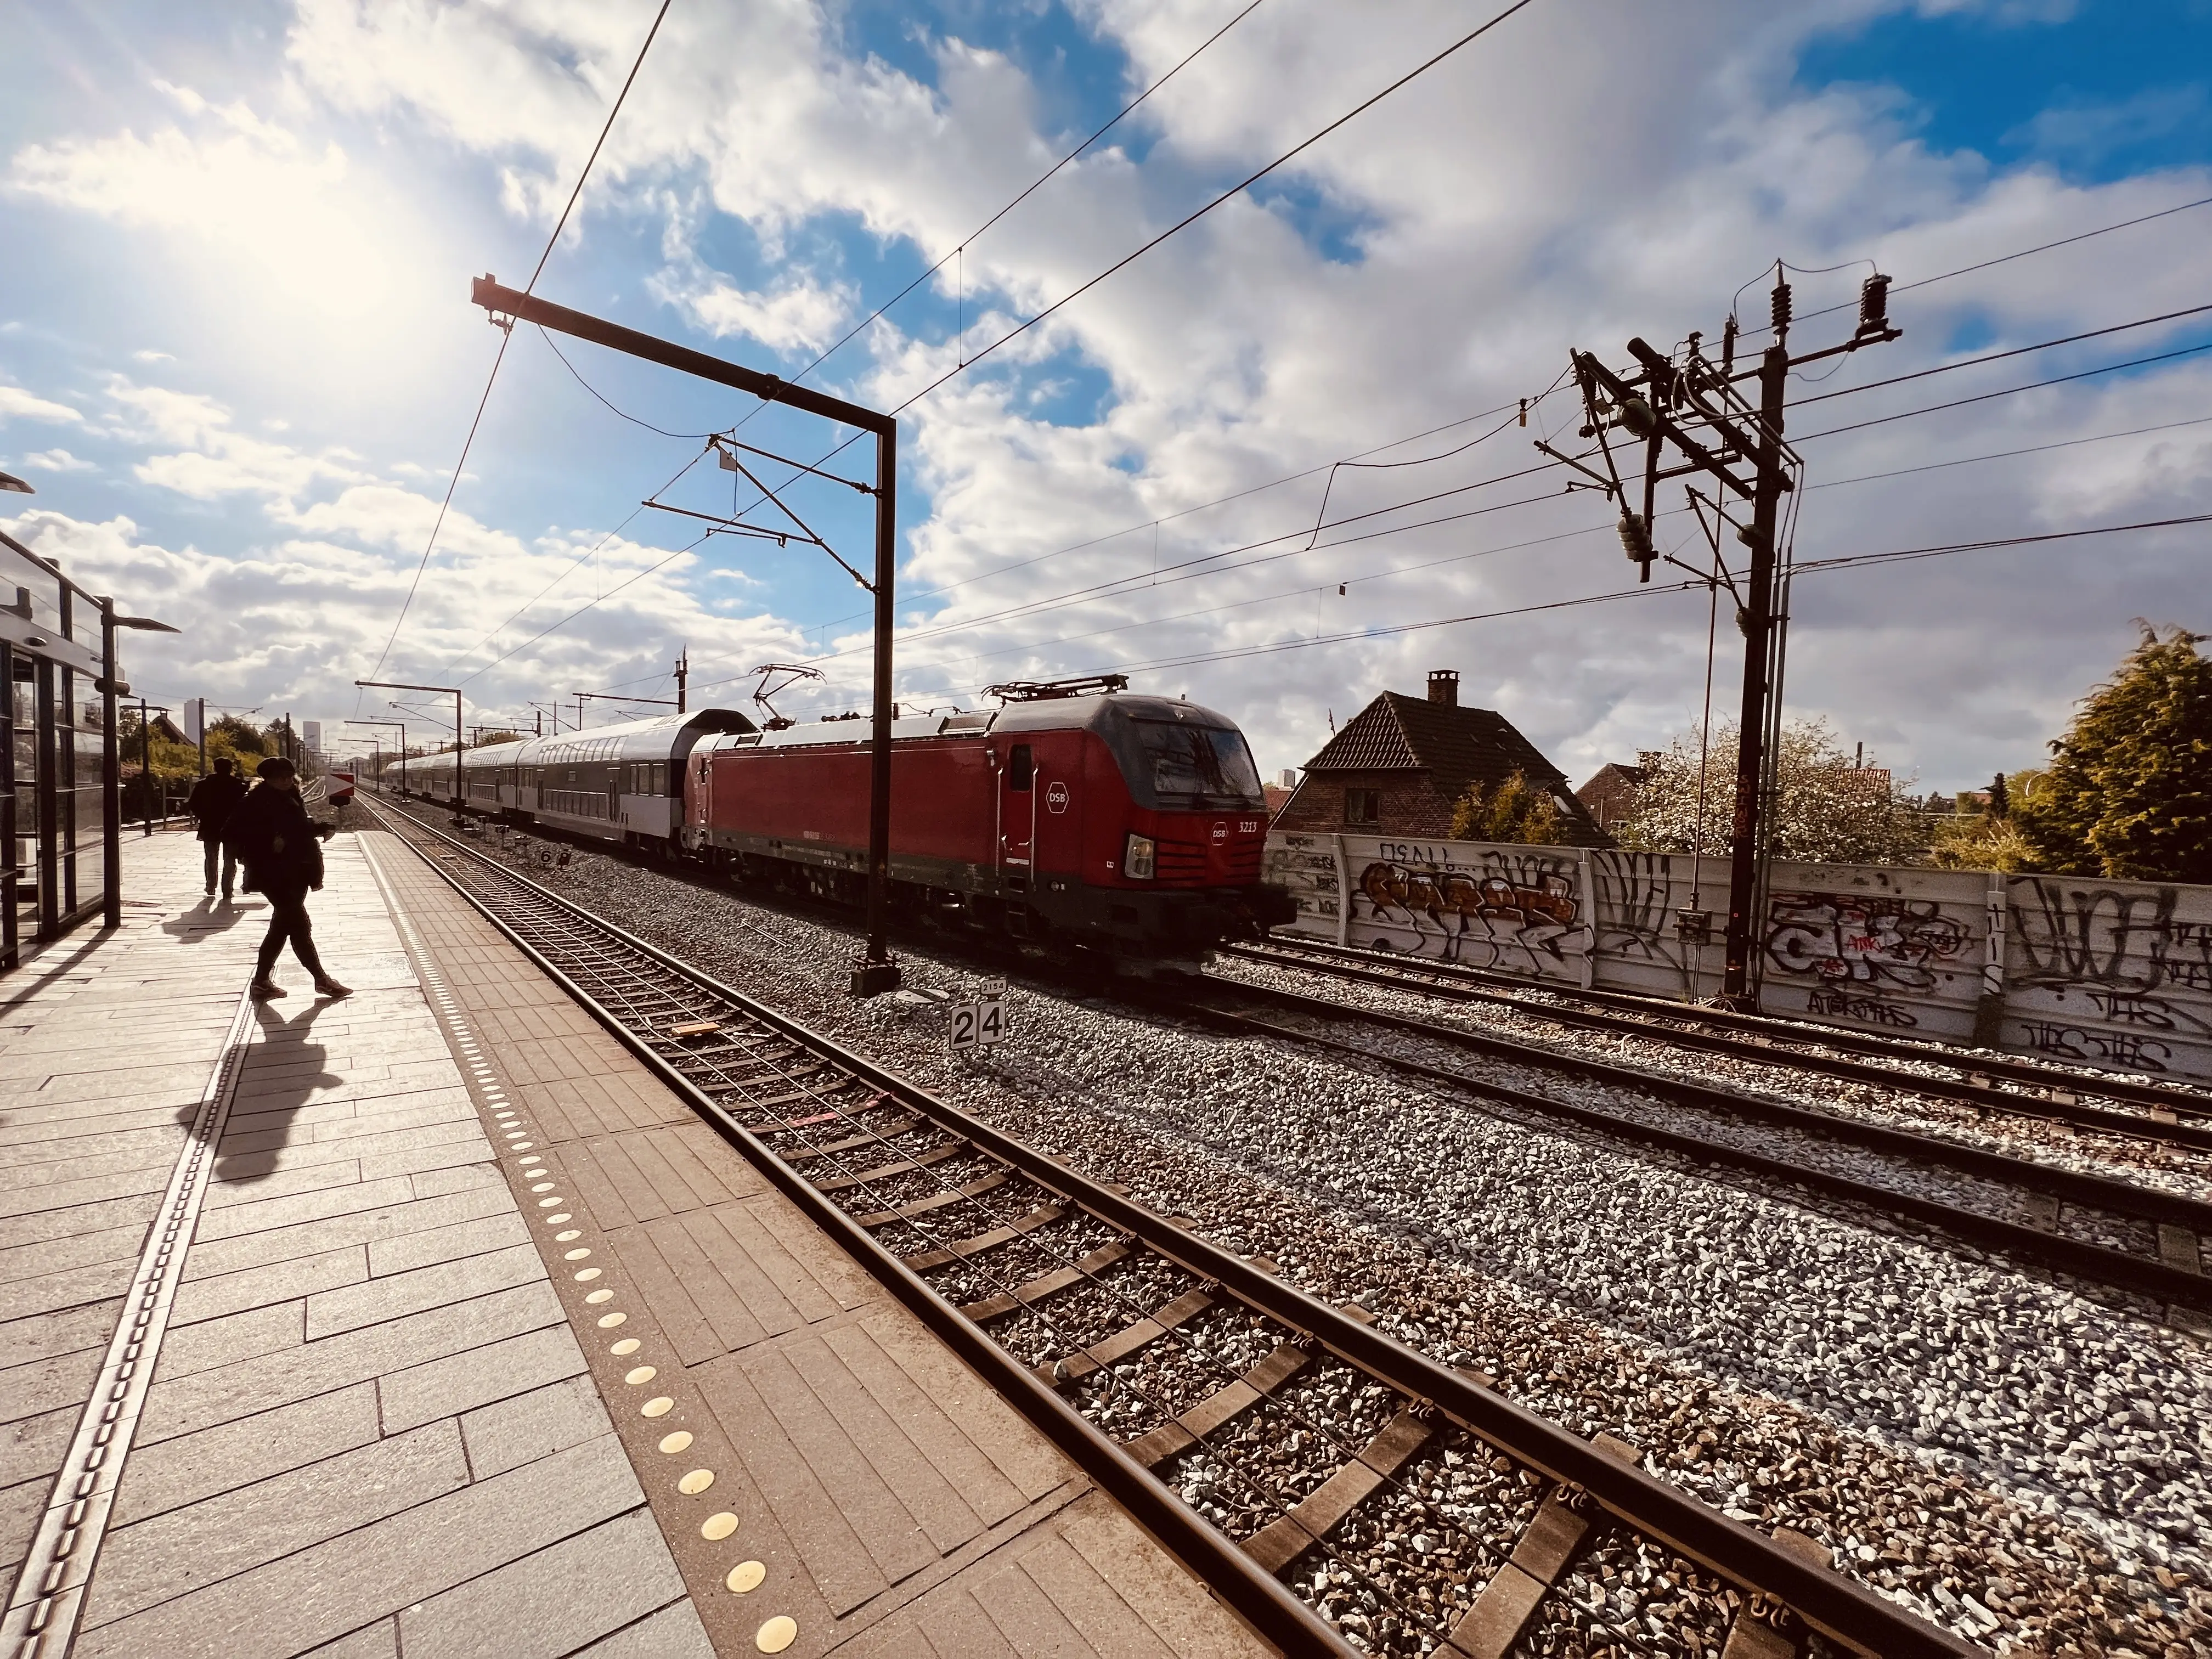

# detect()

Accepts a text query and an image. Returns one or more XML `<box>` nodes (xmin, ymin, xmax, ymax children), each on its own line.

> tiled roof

<box><xmin>1300</xmin><ymin>690</ymin><xmax>1609</xmax><ymax>845</ymax></box>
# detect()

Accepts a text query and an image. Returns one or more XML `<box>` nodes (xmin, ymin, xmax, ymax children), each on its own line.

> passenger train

<box><xmin>377</xmin><ymin>690</ymin><xmax>1293</xmax><ymax>966</ymax></box>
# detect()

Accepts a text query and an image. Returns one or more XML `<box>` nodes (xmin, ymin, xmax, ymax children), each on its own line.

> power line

<box><xmin>536</xmin><ymin>326</ymin><xmax>724</xmax><ymax>438</ymax></box>
<box><xmin>360</xmin><ymin>0</ymin><xmax>672</xmax><ymax>693</ymax></box>
<box><xmin>1796</xmin><ymin>338</ymin><xmax>2212</xmax><ymax>442</ymax></box>
<box><xmin>1804</xmin><ymin>410</ymin><xmax>2212</xmax><ymax>490</ymax></box>
<box><xmin>760</xmin><ymin>0</ymin><xmax>1273</xmax><ymax>405</ymax></box>
<box><xmin>1788</xmin><ymin>298</ymin><xmax>2212</xmax><ymax>409</ymax></box>
<box><xmin>454</xmin><ymin>530</ymin><xmax>715</xmax><ymax>689</ymax></box>
<box><xmin>879</xmin><ymin>0</ymin><xmax>1540</xmax><ymax>420</ymax></box>
<box><xmin>1740</xmin><ymin>190</ymin><xmax>2212</xmax><ymax>341</ymax></box>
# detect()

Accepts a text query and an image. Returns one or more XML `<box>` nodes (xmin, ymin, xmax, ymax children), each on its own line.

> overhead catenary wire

<box><xmin>359</xmin><ymin>0</ymin><xmax>673</xmax><ymax>696</ymax></box>
<box><xmin>1795</xmin><ymin>338</ymin><xmax>2212</xmax><ymax>442</ymax></box>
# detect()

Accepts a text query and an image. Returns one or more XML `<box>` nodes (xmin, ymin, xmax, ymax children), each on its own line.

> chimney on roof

<box><xmin>1427</xmin><ymin>669</ymin><xmax>1459</xmax><ymax>707</ymax></box>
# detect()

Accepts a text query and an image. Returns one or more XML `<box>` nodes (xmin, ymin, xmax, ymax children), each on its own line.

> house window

<box><xmin>1344</xmin><ymin>788</ymin><xmax>1380</xmax><ymax>826</ymax></box>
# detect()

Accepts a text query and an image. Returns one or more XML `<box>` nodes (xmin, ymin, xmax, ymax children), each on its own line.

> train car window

<box><xmin>1131</xmin><ymin>721</ymin><xmax>1265</xmax><ymax>808</ymax></box>
<box><xmin>1007</xmin><ymin>744</ymin><xmax>1034</xmax><ymax>792</ymax></box>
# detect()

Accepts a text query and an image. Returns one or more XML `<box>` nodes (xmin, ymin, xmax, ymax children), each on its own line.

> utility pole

<box><xmin>346</xmin><ymin>719</ymin><xmax>407</xmax><ymax>792</ymax></box>
<box><xmin>1565</xmin><ymin>266</ymin><xmax>1898</xmax><ymax>1009</ymax></box>
<box><xmin>674</xmin><ymin>646</ymin><xmax>689</xmax><ymax>714</ymax></box>
<box><xmin>472</xmin><ymin>275</ymin><xmax>902</xmax><ymax>995</ymax></box>
<box><xmin>354</xmin><ymin>681</ymin><xmax>462</xmax><ymax>763</ymax></box>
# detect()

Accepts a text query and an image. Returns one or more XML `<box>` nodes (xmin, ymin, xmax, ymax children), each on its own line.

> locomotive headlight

<box><xmin>1124</xmin><ymin>833</ymin><xmax>1156</xmax><ymax>880</ymax></box>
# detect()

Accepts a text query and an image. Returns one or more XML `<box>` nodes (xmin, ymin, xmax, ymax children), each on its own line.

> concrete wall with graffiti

<box><xmin>1265</xmin><ymin>831</ymin><xmax>2212</xmax><ymax>1082</ymax></box>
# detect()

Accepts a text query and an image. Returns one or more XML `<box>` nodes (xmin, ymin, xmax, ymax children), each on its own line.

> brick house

<box><xmin>1273</xmin><ymin>670</ymin><xmax>1608</xmax><ymax>845</ymax></box>
<box><xmin>1575</xmin><ymin>761</ymin><xmax>1649</xmax><ymax>834</ymax></box>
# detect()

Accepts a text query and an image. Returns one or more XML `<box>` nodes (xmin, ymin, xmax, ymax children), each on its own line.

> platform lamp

<box><xmin>96</xmin><ymin>606</ymin><xmax>180</xmax><ymax>928</ymax></box>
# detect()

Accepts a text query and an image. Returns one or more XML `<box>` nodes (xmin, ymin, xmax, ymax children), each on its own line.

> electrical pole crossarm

<box><xmin>471</xmin><ymin>278</ymin><xmax>892</xmax><ymax>437</ymax></box>
<box><xmin>1577</xmin><ymin>353</ymin><xmax>1776</xmax><ymax>500</ymax></box>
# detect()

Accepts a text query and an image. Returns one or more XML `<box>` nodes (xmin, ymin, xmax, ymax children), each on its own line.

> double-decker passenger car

<box><xmin>400</xmin><ymin>709</ymin><xmax>754</xmax><ymax>847</ymax></box>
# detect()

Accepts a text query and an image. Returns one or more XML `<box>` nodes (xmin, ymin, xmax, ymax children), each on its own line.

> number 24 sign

<box><xmin>948</xmin><ymin>998</ymin><xmax>1007</xmax><ymax>1052</ymax></box>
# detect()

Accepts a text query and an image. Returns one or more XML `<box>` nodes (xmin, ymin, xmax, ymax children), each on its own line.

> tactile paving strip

<box><xmin>360</xmin><ymin>834</ymin><xmax>807</xmax><ymax>1656</ymax></box>
<box><xmin>0</xmin><ymin>984</ymin><xmax>259</xmax><ymax>1658</ymax></box>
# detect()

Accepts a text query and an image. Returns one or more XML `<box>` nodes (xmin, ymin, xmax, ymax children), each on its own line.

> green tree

<box><xmin>2016</xmin><ymin>624</ymin><xmax>2212</xmax><ymax>883</ymax></box>
<box><xmin>1450</xmin><ymin>770</ymin><xmax>1565</xmax><ymax>844</ymax></box>
<box><xmin>1927</xmin><ymin>770</ymin><xmax>2049</xmax><ymax>872</ymax></box>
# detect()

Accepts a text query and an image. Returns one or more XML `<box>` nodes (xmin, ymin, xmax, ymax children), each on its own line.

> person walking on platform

<box><xmin>187</xmin><ymin>757</ymin><xmax>248</xmax><ymax>899</ymax></box>
<box><xmin>223</xmin><ymin>757</ymin><xmax>351</xmax><ymax>1001</ymax></box>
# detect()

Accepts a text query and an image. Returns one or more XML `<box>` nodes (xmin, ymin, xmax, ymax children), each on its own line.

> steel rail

<box><xmin>1232</xmin><ymin>935</ymin><xmax>2212</xmax><ymax>1130</ymax></box>
<box><xmin>1207</xmin><ymin>968</ymin><xmax>2212</xmax><ymax>1234</ymax></box>
<box><xmin>1175</xmin><ymin>982</ymin><xmax>2211</xmax><ymax>1312</ymax></box>
<box><xmin>362</xmin><ymin>796</ymin><xmax>1975</xmax><ymax>1659</ymax></box>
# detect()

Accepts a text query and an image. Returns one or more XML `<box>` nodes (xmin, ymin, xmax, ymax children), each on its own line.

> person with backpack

<box><xmin>223</xmin><ymin>757</ymin><xmax>350</xmax><ymax>1000</ymax></box>
<box><xmin>187</xmin><ymin>757</ymin><xmax>249</xmax><ymax>898</ymax></box>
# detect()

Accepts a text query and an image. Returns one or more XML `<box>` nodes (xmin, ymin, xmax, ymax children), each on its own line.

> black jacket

<box><xmin>222</xmin><ymin>783</ymin><xmax>326</xmax><ymax>893</ymax></box>
<box><xmin>187</xmin><ymin>772</ymin><xmax>249</xmax><ymax>843</ymax></box>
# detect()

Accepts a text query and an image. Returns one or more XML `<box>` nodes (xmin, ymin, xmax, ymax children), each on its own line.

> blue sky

<box><xmin>2</xmin><ymin>0</ymin><xmax>2209</xmax><ymax>788</ymax></box>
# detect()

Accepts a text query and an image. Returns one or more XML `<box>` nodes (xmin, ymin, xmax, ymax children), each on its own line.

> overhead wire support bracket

<box><xmin>1531</xmin><ymin>440</ymin><xmax>1617</xmax><ymax>495</ymax></box>
<box><xmin>710</xmin><ymin>435</ymin><xmax>876</xmax><ymax>495</ymax></box>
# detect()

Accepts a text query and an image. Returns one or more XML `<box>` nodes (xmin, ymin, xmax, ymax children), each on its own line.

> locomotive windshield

<box><xmin>1132</xmin><ymin>721</ymin><xmax>1265</xmax><ymax>808</ymax></box>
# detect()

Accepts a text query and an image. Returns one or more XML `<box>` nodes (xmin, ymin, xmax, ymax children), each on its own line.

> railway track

<box><xmin>1228</xmin><ymin>936</ymin><xmax>2212</xmax><ymax>1145</ymax></box>
<box><xmin>362</xmin><ymin>798</ymin><xmax>1977</xmax><ymax>1657</ymax></box>
<box><xmin>1188</xmin><ymin>964</ymin><xmax>2212</xmax><ymax>1323</ymax></box>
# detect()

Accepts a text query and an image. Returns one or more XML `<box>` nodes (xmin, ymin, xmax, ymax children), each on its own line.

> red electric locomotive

<box><xmin>683</xmin><ymin>682</ymin><xmax>1293</xmax><ymax>966</ymax></box>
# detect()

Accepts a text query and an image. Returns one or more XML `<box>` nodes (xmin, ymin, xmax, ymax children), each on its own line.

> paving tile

<box><xmin>1</xmin><ymin>1473</ymin><xmax>46</xmax><ymax>1583</ymax></box>
<box><xmin>69</xmin><ymin>1434</ymin><xmax>642</xmax><ymax>1659</ymax></box>
<box><xmin>183</xmin><ymin>1182</ymin><xmax>512</xmax><ymax>1279</ymax></box>
<box><xmin>190</xmin><ymin>1175</ymin><xmax>420</xmax><ymax>1243</ymax></box>
<box><xmin>0</xmin><ymin>1255</ymin><xmax>137</xmax><ymax>1324</ymax></box>
<box><xmin>0</xmin><ymin>1220</ymin><xmax>144</xmax><ymax>1286</ymax></box>
<box><xmin>0</xmin><ymin>1139</ymin><xmax>179</xmax><ymax>1192</ymax></box>
<box><xmin>136</xmin><ymin>1282</ymin><xmax>562</xmax><ymax>1445</ymax></box>
<box><xmin>0</xmin><ymin>1345</ymin><xmax>104</xmax><ymax>1428</ymax></box>
<box><xmin>367</xmin><ymin>1209</ymin><xmax>529</xmax><ymax>1277</ymax></box>
<box><xmin>406</xmin><ymin>1161</ymin><xmax>504</xmax><ymax>1200</ymax></box>
<box><xmin>298</xmin><ymin>1619</ymin><xmax>398</xmax><ymax>1658</ymax></box>
<box><xmin>0</xmin><ymin>1299</ymin><xmax>118</xmax><ymax>1372</ymax></box>
<box><xmin>84</xmin><ymin>1421</ymin><xmax>472</xmax><ymax>1627</ymax></box>
<box><xmin>0</xmin><ymin>1163</ymin><xmax>172</xmax><ymax>1220</ymax></box>
<box><xmin>378</xmin><ymin>1323</ymin><xmax>586</xmax><ymax>1434</ymax></box>
<box><xmin>458</xmin><ymin>1374</ymin><xmax>612</xmax><ymax>1480</ymax></box>
<box><xmin>395</xmin><ymin>1509</ymin><xmax>684</xmax><ymax>1659</ymax></box>
<box><xmin>0</xmin><ymin>1402</ymin><xmax>76</xmax><ymax>1492</ymax></box>
<box><xmin>155</xmin><ymin>1296</ymin><xmax>310</xmax><ymax>1384</ymax></box>
<box><xmin>169</xmin><ymin>1245</ymin><xmax>368</xmax><ymax>1328</ymax></box>
<box><xmin>199</xmin><ymin>1155</ymin><xmax>367</xmax><ymax>1210</ymax></box>
<box><xmin>567</xmin><ymin>1601</ymin><xmax>715</xmax><ymax>1659</ymax></box>
<box><xmin>110</xmin><ymin>1382</ymin><xmax>382</xmax><ymax>1526</ymax></box>
<box><xmin>0</xmin><ymin>1192</ymin><xmax>157</xmax><ymax>1252</ymax></box>
<box><xmin>304</xmin><ymin>1242</ymin><xmax>544</xmax><ymax>1340</ymax></box>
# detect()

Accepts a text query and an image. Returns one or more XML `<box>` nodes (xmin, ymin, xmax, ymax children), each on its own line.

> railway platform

<box><xmin>1</xmin><ymin>827</ymin><xmax>1275</xmax><ymax>1659</ymax></box>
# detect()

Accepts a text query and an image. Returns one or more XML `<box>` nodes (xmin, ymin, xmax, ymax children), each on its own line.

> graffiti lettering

<box><xmin>1807</xmin><ymin>988</ymin><xmax>1920</xmax><ymax>1028</ymax></box>
<box><xmin>2015</xmin><ymin>1019</ymin><xmax>2172</xmax><ymax>1073</ymax></box>
<box><xmin>1352</xmin><ymin>855</ymin><xmax>1588</xmax><ymax>971</ymax></box>
<box><xmin>2009</xmin><ymin>879</ymin><xmax>2181</xmax><ymax>991</ymax></box>
<box><xmin>2083</xmin><ymin>990</ymin><xmax>2175</xmax><ymax>1028</ymax></box>
<box><xmin>1763</xmin><ymin>893</ymin><xmax>1969</xmax><ymax>990</ymax></box>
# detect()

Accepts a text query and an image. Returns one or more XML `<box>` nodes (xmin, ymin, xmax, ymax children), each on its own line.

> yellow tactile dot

<box><xmin>519</xmin><ymin>1155</ymin><xmax>541</xmax><ymax>1164</ymax></box>
<box><xmin>512</xmin><ymin>1142</ymin><xmax>535</xmax><ymax>1151</ymax></box>
<box><xmin>537</xmin><ymin>1198</ymin><xmax>561</xmax><ymax>1207</ymax></box>
<box><xmin>554</xmin><ymin>1230</ymin><xmax>581</xmax><ymax>1242</ymax></box>
<box><xmin>756</xmin><ymin>1616</ymin><xmax>797</xmax><ymax>1654</ymax></box>
<box><xmin>678</xmin><ymin>1469</ymin><xmax>715</xmax><ymax>1496</ymax></box>
<box><xmin>546</xmin><ymin>1213</ymin><xmax>572</xmax><ymax>1223</ymax></box>
<box><xmin>574</xmin><ymin>1267</ymin><xmax>601</xmax><ymax>1282</ymax></box>
<box><xmin>596</xmin><ymin>1310</ymin><xmax>625</xmax><ymax>1327</ymax></box>
<box><xmin>585</xmin><ymin>1289</ymin><xmax>613</xmax><ymax>1305</ymax></box>
<box><xmin>641</xmin><ymin>1396</ymin><xmax>675</xmax><ymax>1418</ymax></box>
<box><xmin>563</xmin><ymin>1248</ymin><xmax>591</xmax><ymax>1261</ymax></box>
<box><xmin>625</xmin><ymin>1365</ymin><xmax>657</xmax><ymax>1386</ymax></box>
<box><xmin>659</xmin><ymin>1431</ymin><xmax>694</xmax><ymax>1455</ymax></box>
<box><xmin>725</xmin><ymin>1561</ymin><xmax>765</xmax><ymax>1595</ymax></box>
<box><xmin>611</xmin><ymin>1338</ymin><xmax>640</xmax><ymax>1356</ymax></box>
<box><xmin>701</xmin><ymin>1511</ymin><xmax>738</xmax><ymax>1541</ymax></box>
<box><xmin>530</xmin><ymin>1182</ymin><xmax>555</xmax><ymax>1193</ymax></box>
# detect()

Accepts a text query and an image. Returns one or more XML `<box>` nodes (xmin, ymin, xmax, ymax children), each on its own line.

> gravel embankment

<box><xmin>359</xmin><ymin>812</ymin><xmax>2212</xmax><ymax>1656</ymax></box>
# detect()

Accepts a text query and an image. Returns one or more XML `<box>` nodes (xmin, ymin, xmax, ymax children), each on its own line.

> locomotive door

<box><xmin>997</xmin><ymin>743</ymin><xmax>1035</xmax><ymax>871</ymax></box>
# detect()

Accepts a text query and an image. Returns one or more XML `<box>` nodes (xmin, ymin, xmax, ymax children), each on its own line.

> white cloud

<box><xmin>0</xmin><ymin>385</ymin><xmax>85</xmax><ymax>425</ymax></box>
<box><xmin>648</xmin><ymin>264</ymin><xmax>853</xmax><ymax>353</ymax></box>
<box><xmin>133</xmin><ymin>349</ymin><xmax>174</xmax><ymax>363</ymax></box>
<box><xmin>21</xmin><ymin>449</ymin><xmax>93</xmax><ymax>472</ymax></box>
<box><xmin>105</xmin><ymin>379</ymin><xmax>369</xmax><ymax>502</ymax></box>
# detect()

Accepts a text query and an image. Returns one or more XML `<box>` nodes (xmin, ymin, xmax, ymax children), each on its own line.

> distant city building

<box><xmin>1274</xmin><ymin>669</ymin><xmax>1606</xmax><ymax>844</ymax></box>
<box><xmin>302</xmin><ymin>719</ymin><xmax>323</xmax><ymax>754</ymax></box>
